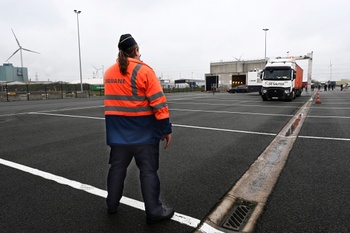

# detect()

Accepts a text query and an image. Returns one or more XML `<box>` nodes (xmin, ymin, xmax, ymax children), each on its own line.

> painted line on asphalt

<box><xmin>29</xmin><ymin>112</ymin><xmax>104</xmax><ymax>120</ymax></box>
<box><xmin>28</xmin><ymin>112</ymin><xmax>278</xmax><ymax>137</ymax></box>
<box><xmin>311</xmin><ymin>106</ymin><xmax>350</xmax><ymax>109</ymax></box>
<box><xmin>170</xmin><ymin>108</ymin><xmax>293</xmax><ymax>117</ymax></box>
<box><xmin>33</xmin><ymin>105</ymin><xmax>104</xmax><ymax>113</ymax></box>
<box><xmin>2</xmin><ymin>105</ymin><xmax>349</xmax><ymax>120</ymax></box>
<box><xmin>173</xmin><ymin>124</ymin><xmax>277</xmax><ymax>136</ymax></box>
<box><xmin>168</xmin><ymin>102</ymin><xmax>303</xmax><ymax>109</ymax></box>
<box><xmin>0</xmin><ymin>158</ymin><xmax>201</xmax><ymax>228</ymax></box>
<box><xmin>298</xmin><ymin>135</ymin><xmax>350</xmax><ymax>141</ymax></box>
<box><xmin>7</xmin><ymin>103</ymin><xmax>349</xmax><ymax>232</ymax></box>
<box><xmin>0</xmin><ymin>105</ymin><xmax>103</xmax><ymax>117</ymax></box>
<box><xmin>28</xmin><ymin>112</ymin><xmax>350</xmax><ymax>141</ymax></box>
<box><xmin>167</xmin><ymin>95</ymin><xmax>211</xmax><ymax>101</ymax></box>
<box><xmin>307</xmin><ymin>115</ymin><xmax>350</xmax><ymax>119</ymax></box>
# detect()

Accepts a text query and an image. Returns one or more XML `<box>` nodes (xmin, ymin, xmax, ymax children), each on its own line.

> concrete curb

<box><xmin>195</xmin><ymin>92</ymin><xmax>317</xmax><ymax>233</ymax></box>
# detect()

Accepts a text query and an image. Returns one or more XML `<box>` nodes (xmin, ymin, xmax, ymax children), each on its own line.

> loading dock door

<box><xmin>231</xmin><ymin>74</ymin><xmax>246</xmax><ymax>87</ymax></box>
<box><xmin>206</xmin><ymin>75</ymin><xmax>218</xmax><ymax>91</ymax></box>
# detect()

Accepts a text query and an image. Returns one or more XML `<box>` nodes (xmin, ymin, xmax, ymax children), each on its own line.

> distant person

<box><xmin>324</xmin><ymin>84</ymin><xmax>327</xmax><ymax>91</ymax></box>
<box><xmin>104</xmin><ymin>34</ymin><xmax>174</xmax><ymax>224</ymax></box>
<box><xmin>340</xmin><ymin>84</ymin><xmax>344</xmax><ymax>91</ymax></box>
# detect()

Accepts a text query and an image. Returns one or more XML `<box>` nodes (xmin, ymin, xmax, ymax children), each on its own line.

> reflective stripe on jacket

<box><xmin>104</xmin><ymin>58</ymin><xmax>169</xmax><ymax>120</ymax></box>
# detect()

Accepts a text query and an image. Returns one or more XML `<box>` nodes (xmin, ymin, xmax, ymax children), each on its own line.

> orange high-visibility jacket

<box><xmin>104</xmin><ymin>58</ymin><xmax>169</xmax><ymax>120</ymax></box>
<box><xmin>104</xmin><ymin>58</ymin><xmax>171</xmax><ymax>145</ymax></box>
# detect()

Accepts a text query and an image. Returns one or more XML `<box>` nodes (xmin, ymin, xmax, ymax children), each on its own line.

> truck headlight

<box><xmin>262</xmin><ymin>89</ymin><xmax>267</xmax><ymax>93</ymax></box>
<box><xmin>284</xmin><ymin>89</ymin><xmax>290</xmax><ymax>94</ymax></box>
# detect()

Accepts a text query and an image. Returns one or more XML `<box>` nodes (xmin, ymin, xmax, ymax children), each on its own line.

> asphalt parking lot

<box><xmin>1</xmin><ymin>89</ymin><xmax>349</xmax><ymax>233</ymax></box>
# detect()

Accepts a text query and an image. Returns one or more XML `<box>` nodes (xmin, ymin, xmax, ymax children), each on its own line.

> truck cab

<box><xmin>260</xmin><ymin>58</ymin><xmax>303</xmax><ymax>101</ymax></box>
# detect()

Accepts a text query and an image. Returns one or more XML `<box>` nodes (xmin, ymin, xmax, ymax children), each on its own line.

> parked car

<box><xmin>227</xmin><ymin>85</ymin><xmax>249</xmax><ymax>93</ymax></box>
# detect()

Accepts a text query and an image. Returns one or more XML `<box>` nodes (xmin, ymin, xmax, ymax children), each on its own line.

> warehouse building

<box><xmin>205</xmin><ymin>59</ymin><xmax>266</xmax><ymax>91</ymax></box>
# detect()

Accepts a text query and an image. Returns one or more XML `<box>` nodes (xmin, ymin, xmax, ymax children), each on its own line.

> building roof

<box><xmin>69</xmin><ymin>78</ymin><xmax>104</xmax><ymax>85</ymax></box>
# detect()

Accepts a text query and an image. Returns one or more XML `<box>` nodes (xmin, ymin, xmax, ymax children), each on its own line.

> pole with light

<box><xmin>74</xmin><ymin>10</ymin><xmax>83</xmax><ymax>92</ymax></box>
<box><xmin>329</xmin><ymin>60</ymin><xmax>332</xmax><ymax>81</ymax></box>
<box><xmin>263</xmin><ymin>28</ymin><xmax>269</xmax><ymax>60</ymax></box>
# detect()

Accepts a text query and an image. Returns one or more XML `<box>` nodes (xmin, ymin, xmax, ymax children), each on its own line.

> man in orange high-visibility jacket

<box><xmin>104</xmin><ymin>34</ymin><xmax>174</xmax><ymax>224</ymax></box>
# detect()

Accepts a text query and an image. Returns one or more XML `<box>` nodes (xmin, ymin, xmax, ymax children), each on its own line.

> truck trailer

<box><xmin>260</xmin><ymin>58</ymin><xmax>303</xmax><ymax>101</ymax></box>
<box><xmin>247</xmin><ymin>69</ymin><xmax>262</xmax><ymax>92</ymax></box>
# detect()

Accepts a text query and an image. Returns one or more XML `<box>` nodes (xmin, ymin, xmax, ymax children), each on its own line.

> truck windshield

<box><xmin>264</xmin><ymin>68</ymin><xmax>291</xmax><ymax>80</ymax></box>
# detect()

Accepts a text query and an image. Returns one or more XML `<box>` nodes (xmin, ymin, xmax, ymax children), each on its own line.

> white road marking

<box><xmin>0</xmin><ymin>158</ymin><xmax>200</xmax><ymax>228</ymax></box>
<box><xmin>197</xmin><ymin>223</ymin><xmax>225</xmax><ymax>233</ymax></box>
<box><xmin>298</xmin><ymin>135</ymin><xmax>350</xmax><ymax>141</ymax></box>
<box><xmin>28</xmin><ymin>112</ymin><xmax>350</xmax><ymax>141</ymax></box>
<box><xmin>36</xmin><ymin>105</ymin><xmax>104</xmax><ymax>112</ymax></box>
<box><xmin>308</xmin><ymin>115</ymin><xmax>350</xmax><ymax>119</ymax></box>
<box><xmin>3</xmin><ymin>99</ymin><xmax>350</xmax><ymax>231</ymax></box>
<box><xmin>0</xmin><ymin>112</ymin><xmax>30</xmax><ymax>117</ymax></box>
<box><xmin>173</xmin><ymin>124</ymin><xmax>277</xmax><ymax>136</ymax></box>
<box><xmin>0</xmin><ymin>105</ymin><xmax>103</xmax><ymax>117</ymax></box>
<box><xmin>168</xmin><ymin>101</ymin><xmax>302</xmax><ymax>109</ymax></box>
<box><xmin>29</xmin><ymin>112</ymin><xmax>277</xmax><ymax>136</ymax></box>
<box><xmin>167</xmin><ymin>95</ymin><xmax>210</xmax><ymax>101</ymax></box>
<box><xmin>29</xmin><ymin>112</ymin><xmax>103</xmax><ymax>120</ymax></box>
<box><xmin>170</xmin><ymin>108</ymin><xmax>293</xmax><ymax>117</ymax></box>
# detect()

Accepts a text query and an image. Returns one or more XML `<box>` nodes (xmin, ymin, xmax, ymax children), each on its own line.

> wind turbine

<box><xmin>92</xmin><ymin>65</ymin><xmax>101</xmax><ymax>79</ymax></box>
<box><xmin>92</xmin><ymin>65</ymin><xmax>104</xmax><ymax>79</ymax></box>
<box><xmin>232</xmin><ymin>53</ymin><xmax>244</xmax><ymax>61</ymax></box>
<box><xmin>6</xmin><ymin>28</ymin><xmax>40</xmax><ymax>68</ymax></box>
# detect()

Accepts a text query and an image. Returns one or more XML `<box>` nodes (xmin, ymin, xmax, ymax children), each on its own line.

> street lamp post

<box><xmin>263</xmin><ymin>28</ymin><xmax>269</xmax><ymax>60</ymax></box>
<box><xmin>74</xmin><ymin>10</ymin><xmax>83</xmax><ymax>93</ymax></box>
<box><xmin>329</xmin><ymin>61</ymin><xmax>332</xmax><ymax>81</ymax></box>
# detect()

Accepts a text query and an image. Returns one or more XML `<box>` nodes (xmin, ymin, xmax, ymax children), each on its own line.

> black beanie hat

<box><xmin>118</xmin><ymin>34</ymin><xmax>137</xmax><ymax>52</ymax></box>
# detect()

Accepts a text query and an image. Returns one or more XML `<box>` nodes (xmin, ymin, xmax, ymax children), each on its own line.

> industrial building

<box><xmin>0</xmin><ymin>63</ymin><xmax>28</xmax><ymax>82</ymax></box>
<box><xmin>205</xmin><ymin>59</ymin><xmax>266</xmax><ymax>91</ymax></box>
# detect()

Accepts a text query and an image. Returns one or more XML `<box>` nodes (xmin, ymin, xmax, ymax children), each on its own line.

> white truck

<box><xmin>260</xmin><ymin>58</ymin><xmax>303</xmax><ymax>101</ymax></box>
<box><xmin>247</xmin><ymin>69</ymin><xmax>262</xmax><ymax>92</ymax></box>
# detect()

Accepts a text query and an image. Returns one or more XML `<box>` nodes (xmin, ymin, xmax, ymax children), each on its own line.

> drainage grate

<box><xmin>220</xmin><ymin>198</ymin><xmax>256</xmax><ymax>232</ymax></box>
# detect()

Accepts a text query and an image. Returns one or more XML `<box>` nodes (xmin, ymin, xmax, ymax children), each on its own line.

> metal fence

<box><xmin>162</xmin><ymin>86</ymin><xmax>205</xmax><ymax>93</ymax></box>
<box><xmin>0</xmin><ymin>83</ymin><xmax>104</xmax><ymax>102</ymax></box>
<box><xmin>0</xmin><ymin>83</ymin><xmax>205</xmax><ymax>102</ymax></box>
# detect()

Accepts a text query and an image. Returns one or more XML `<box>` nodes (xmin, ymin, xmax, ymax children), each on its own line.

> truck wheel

<box><xmin>285</xmin><ymin>92</ymin><xmax>294</xmax><ymax>101</ymax></box>
<box><xmin>292</xmin><ymin>91</ymin><xmax>296</xmax><ymax>99</ymax></box>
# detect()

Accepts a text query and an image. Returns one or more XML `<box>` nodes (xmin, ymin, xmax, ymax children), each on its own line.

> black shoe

<box><xmin>107</xmin><ymin>208</ymin><xmax>118</xmax><ymax>215</ymax></box>
<box><xmin>146</xmin><ymin>207</ymin><xmax>174</xmax><ymax>224</ymax></box>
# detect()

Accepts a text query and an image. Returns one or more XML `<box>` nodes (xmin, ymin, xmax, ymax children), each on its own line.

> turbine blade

<box><xmin>22</xmin><ymin>48</ymin><xmax>40</xmax><ymax>54</ymax></box>
<box><xmin>11</xmin><ymin>28</ymin><xmax>21</xmax><ymax>47</ymax></box>
<box><xmin>6</xmin><ymin>49</ymin><xmax>20</xmax><ymax>62</ymax></box>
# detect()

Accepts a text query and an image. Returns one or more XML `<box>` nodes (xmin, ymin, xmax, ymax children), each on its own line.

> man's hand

<box><xmin>161</xmin><ymin>134</ymin><xmax>172</xmax><ymax>150</ymax></box>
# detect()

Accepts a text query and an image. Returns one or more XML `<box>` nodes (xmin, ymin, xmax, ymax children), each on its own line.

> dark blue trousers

<box><xmin>106</xmin><ymin>144</ymin><xmax>163</xmax><ymax>215</ymax></box>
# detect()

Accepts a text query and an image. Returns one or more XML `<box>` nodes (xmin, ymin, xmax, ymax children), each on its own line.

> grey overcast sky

<box><xmin>1</xmin><ymin>0</ymin><xmax>349</xmax><ymax>83</ymax></box>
